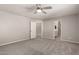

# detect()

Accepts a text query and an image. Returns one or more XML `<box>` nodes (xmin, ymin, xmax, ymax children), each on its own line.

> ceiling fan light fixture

<box><xmin>34</xmin><ymin>4</ymin><xmax>52</xmax><ymax>14</ymax></box>
<box><xmin>36</xmin><ymin>9</ymin><xmax>42</xmax><ymax>12</ymax></box>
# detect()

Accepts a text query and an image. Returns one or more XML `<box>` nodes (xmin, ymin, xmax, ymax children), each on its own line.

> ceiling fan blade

<box><xmin>43</xmin><ymin>6</ymin><xmax>52</xmax><ymax>9</ymax></box>
<box><xmin>42</xmin><ymin>10</ymin><xmax>47</xmax><ymax>14</ymax></box>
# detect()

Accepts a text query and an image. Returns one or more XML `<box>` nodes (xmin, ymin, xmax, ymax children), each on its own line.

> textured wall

<box><xmin>0</xmin><ymin>11</ymin><xmax>31</xmax><ymax>45</ymax></box>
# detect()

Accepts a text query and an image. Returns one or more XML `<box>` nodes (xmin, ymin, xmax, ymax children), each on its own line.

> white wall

<box><xmin>60</xmin><ymin>14</ymin><xmax>79</xmax><ymax>42</ymax></box>
<box><xmin>43</xmin><ymin>19</ymin><xmax>57</xmax><ymax>39</ymax></box>
<box><xmin>0</xmin><ymin>11</ymin><xmax>31</xmax><ymax>46</ymax></box>
<box><xmin>77</xmin><ymin>15</ymin><xmax>79</xmax><ymax>40</ymax></box>
<box><xmin>43</xmin><ymin>14</ymin><xmax>79</xmax><ymax>43</ymax></box>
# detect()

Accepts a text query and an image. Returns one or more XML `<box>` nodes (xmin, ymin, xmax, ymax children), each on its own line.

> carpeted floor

<box><xmin>0</xmin><ymin>39</ymin><xmax>79</xmax><ymax>55</ymax></box>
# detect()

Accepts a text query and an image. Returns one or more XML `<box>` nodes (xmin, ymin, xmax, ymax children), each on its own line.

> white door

<box><xmin>31</xmin><ymin>22</ymin><xmax>36</xmax><ymax>39</ymax></box>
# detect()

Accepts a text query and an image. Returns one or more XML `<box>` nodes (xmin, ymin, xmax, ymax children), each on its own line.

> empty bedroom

<box><xmin>0</xmin><ymin>4</ymin><xmax>79</xmax><ymax>55</ymax></box>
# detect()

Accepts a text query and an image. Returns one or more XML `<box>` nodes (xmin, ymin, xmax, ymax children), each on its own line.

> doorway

<box><xmin>36</xmin><ymin>23</ymin><xmax>42</xmax><ymax>39</ymax></box>
<box><xmin>31</xmin><ymin>21</ymin><xmax>42</xmax><ymax>39</ymax></box>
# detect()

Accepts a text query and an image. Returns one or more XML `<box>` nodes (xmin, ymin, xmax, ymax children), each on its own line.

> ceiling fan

<box><xmin>26</xmin><ymin>4</ymin><xmax>52</xmax><ymax>14</ymax></box>
<box><xmin>34</xmin><ymin>4</ymin><xmax>52</xmax><ymax>14</ymax></box>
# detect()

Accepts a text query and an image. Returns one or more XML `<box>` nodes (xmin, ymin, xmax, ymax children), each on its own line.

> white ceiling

<box><xmin>0</xmin><ymin>4</ymin><xmax>78</xmax><ymax>20</ymax></box>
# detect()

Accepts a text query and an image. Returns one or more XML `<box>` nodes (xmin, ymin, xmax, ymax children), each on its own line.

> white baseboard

<box><xmin>61</xmin><ymin>40</ymin><xmax>79</xmax><ymax>44</ymax></box>
<box><xmin>1</xmin><ymin>38</ymin><xmax>78</xmax><ymax>47</ymax></box>
<box><xmin>0</xmin><ymin>39</ymin><xmax>29</xmax><ymax>47</ymax></box>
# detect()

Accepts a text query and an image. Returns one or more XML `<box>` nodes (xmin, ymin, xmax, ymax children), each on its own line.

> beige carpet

<box><xmin>0</xmin><ymin>39</ymin><xmax>79</xmax><ymax>55</ymax></box>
